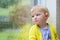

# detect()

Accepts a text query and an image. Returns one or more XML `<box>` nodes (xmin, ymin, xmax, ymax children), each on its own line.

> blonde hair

<box><xmin>31</xmin><ymin>5</ymin><xmax>49</xmax><ymax>16</ymax></box>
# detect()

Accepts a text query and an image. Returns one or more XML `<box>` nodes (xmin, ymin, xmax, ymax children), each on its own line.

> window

<box><xmin>34</xmin><ymin>0</ymin><xmax>46</xmax><ymax>6</ymax></box>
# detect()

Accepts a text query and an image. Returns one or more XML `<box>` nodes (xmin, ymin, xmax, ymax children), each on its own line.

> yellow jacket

<box><xmin>13</xmin><ymin>24</ymin><xmax>31</xmax><ymax>40</ymax></box>
<box><xmin>29</xmin><ymin>24</ymin><xmax>59</xmax><ymax>40</ymax></box>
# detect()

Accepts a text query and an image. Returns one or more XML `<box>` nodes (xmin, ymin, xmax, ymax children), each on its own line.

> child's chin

<box><xmin>35</xmin><ymin>23</ymin><xmax>39</xmax><ymax>25</ymax></box>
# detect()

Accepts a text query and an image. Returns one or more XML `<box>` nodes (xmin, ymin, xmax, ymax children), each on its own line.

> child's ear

<box><xmin>45</xmin><ymin>13</ymin><xmax>49</xmax><ymax>20</ymax></box>
<box><xmin>45</xmin><ymin>13</ymin><xmax>49</xmax><ymax>17</ymax></box>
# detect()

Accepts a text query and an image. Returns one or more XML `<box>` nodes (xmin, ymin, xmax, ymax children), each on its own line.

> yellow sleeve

<box><xmin>29</xmin><ymin>26</ymin><xmax>36</xmax><ymax>40</ymax></box>
<box><xmin>53</xmin><ymin>26</ymin><xmax>59</xmax><ymax>40</ymax></box>
<box><xmin>54</xmin><ymin>28</ymin><xmax>59</xmax><ymax>40</ymax></box>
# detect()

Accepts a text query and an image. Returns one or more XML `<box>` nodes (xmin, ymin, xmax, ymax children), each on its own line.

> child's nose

<box><xmin>34</xmin><ymin>16</ymin><xmax>37</xmax><ymax>19</ymax></box>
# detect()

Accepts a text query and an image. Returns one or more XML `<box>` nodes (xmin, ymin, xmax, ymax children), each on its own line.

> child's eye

<box><xmin>36</xmin><ymin>14</ymin><xmax>41</xmax><ymax>16</ymax></box>
<box><xmin>32</xmin><ymin>15</ymin><xmax>34</xmax><ymax>17</ymax></box>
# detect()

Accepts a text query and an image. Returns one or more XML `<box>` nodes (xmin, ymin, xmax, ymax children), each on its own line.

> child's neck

<box><xmin>38</xmin><ymin>23</ymin><xmax>48</xmax><ymax>28</ymax></box>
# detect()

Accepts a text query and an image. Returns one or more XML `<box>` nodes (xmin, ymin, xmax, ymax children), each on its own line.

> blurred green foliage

<box><xmin>0</xmin><ymin>22</ymin><xmax>12</xmax><ymax>30</ymax></box>
<box><xmin>0</xmin><ymin>31</ymin><xmax>15</xmax><ymax>40</ymax></box>
<box><xmin>0</xmin><ymin>0</ymin><xmax>18</xmax><ymax>8</ymax></box>
<box><xmin>0</xmin><ymin>0</ymin><xmax>32</xmax><ymax>40</ymax></box>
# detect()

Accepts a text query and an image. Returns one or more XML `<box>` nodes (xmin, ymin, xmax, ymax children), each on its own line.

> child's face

<box><xmin>31</xmin><ymin>10</ymin><xmax>48</xmax><ymax>25</ymax></box>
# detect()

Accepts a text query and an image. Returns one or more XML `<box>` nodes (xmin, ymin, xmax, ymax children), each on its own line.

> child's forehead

<box><xmin>31</xmin><ymin>8</ymin><xmax>41</xmax><ymax>12</ymax></box>
<box><xmin>31</xmin><ymin>8</ymin><xmax>45</xmax><ymax>15</ymax></box>
<box><xmin>31</xmin><ymin>10</ymin><xmax>43</xmax><ymax>16</ymax></box>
